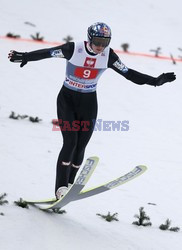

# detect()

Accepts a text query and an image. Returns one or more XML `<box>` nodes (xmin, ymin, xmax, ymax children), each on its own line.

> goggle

<box><xmin>92</xmin><ymin>37</ymin><xmax>111</xmax><ymax>47</ymax></box>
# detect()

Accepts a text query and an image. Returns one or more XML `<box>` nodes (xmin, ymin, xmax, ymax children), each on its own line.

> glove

<box><xmin>155</xmin><ymin>72</ymin><xmax>176</xmax><ymax>86</ymax></box>
<box><xmin>8</xmin><ymin>50</ymin><xmax>28</xmax><ymax>67</ymax></box>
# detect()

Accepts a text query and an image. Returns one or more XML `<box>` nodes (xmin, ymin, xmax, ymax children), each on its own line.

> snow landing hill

<box><xmin>0</xmin><ymin>0</ymin><xmax>182</xmax><ymax>250</ymax></box>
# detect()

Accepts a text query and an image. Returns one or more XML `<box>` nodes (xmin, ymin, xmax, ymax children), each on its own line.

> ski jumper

<box><xmin>56</xmin><ymin>42</ymin><xmax>110</xmax><ymax>190</ymax></box>
<box><xmin>12</xmin><ymin>41</ymin><xmax>159</xmax><ymax>192</ymax></box>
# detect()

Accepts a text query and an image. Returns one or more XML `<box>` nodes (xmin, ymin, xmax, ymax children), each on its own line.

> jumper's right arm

<box><xmin>8</xmin><ymin>42</ymin><xmax>74</xmax><ymax>67</ymax></box>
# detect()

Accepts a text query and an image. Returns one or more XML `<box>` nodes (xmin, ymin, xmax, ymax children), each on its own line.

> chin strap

<box><xmin>86</xmin><ymin>42</ymin><xmax>97</xmax><ymax>54</ymax></box>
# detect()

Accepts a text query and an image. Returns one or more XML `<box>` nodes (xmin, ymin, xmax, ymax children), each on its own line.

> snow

<box><xmin>0</xmin><ymin>0</ymin><xmax>182</xmax><ymax>249</ymax></box>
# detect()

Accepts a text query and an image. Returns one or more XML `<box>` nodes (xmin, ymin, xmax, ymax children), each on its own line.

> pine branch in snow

<box><xmin>169</xmin><ymin>227</ymin><xmax>180</xmax><ymax>232</ymax></box>
<box><xmin>150</xmin><ymin>47</ymin><xmax>162</xmax><ymax>57</ymax></box>
<box><xmin>159</xmin><ymin>218</ymin><xmax>171</xmax><ymax>230</ymax></box>
<box><xmin>159</xmin><ymin>219</ymin><xmax>180</xmax><ymax>232</ymax></box>
<box><xmin>63</xmin><ymin>35</ymin><xmax>73</xmax><ymax>43</ymax></box>
<box><xmin>96</xmin><ymin>212</ymin><xmax>119</xmax><ymax>222</ymax></box>
<box><xmin>6</xmin><ymin>32</ymin><xmax>21</xmax><ymax>38</ymax></box>
<box><xmin>121</xmin><ymin>43</ymin><xmax>129</xmax><ymax>52</ymax></box>
<box><xmin>148</xmin><ymin>202</ymin><xmax>157</xmax><ymax>206</ymax></box>
<box><xmin>52</xmin><ymin>209</ymin><xmax>66</xmax><ymax>214</ymax></box>
<box><xmin>29</xmin><ymin>116</ymin><xmax>42</xmax><ymax>123</ymax></box>
<box><xmin>132</xmin><ymin>207</ymin><xmax>152</xmax><ymax>226</ymax></box>
<box><xmin>0</xmin><ymin>193</ymin><xmax>8</xmax><ymax>216</ymax></box>
<box><xmin>30</xmin><ymin>32</ymin><xmax>44</xmax><ymax>41</ymax></box>
<box><xmin>170</xmin><ymin>54</ymin><xmax>176</xmax><ymax>65</ymax></box>
<box><xmin>14</xmin><ymin>198</ymin><xmax>29</xmax><ymax>209</ymax></box>
<box><xmin>0</xmin><ymin>193</ymin><xmax>8</xmax><ymax>205</ymax></box>
<box><xmin>9</xmin><ymin>111</ymin><xmax>42</xmax><ymax>123</ymax></box>
<box><xmin>24</xmin><ymin>21</ymin><xmax>36</xmax><ymax>27</ymax></box>
<box><xmin>9</xmin><ymin>111</ymin><xmax>28</xmax><ymax>120</ymax></box>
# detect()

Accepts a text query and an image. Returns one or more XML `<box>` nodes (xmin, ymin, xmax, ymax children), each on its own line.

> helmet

<box><xmin>87</xmin><ymin>22</ymin><xmax>111</xmax><ymax>48</ymax></box>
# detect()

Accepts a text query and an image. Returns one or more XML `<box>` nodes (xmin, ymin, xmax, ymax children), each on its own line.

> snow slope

<box><xmin>0</xmin><ymin>0</ymin><xmax>182</xmax><ymax>249</ymax></box>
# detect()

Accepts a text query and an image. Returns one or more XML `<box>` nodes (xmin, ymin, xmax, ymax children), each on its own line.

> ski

<box><xmin>25</xmin><ymin>162</ymin><xmax>147</xmax><ymax>210</ymax></box>
<box><xmin>77</xmin><ymin>165</ymin><xmax>147</xmax><ymax>200</ymax></box>
<box><xmin>25</xmin><ymin>156</ymin><xmax>99</xmax><ymax>208</ymax></box>
<box><xmin>25</xmin><ymin>198</ymin><xmax>56</xmax><ymax>205</ymax></box>
<box><xmin>41</xmin><ymin>164</ymin><xmax>146</xmax><ymax>210</ymax></box>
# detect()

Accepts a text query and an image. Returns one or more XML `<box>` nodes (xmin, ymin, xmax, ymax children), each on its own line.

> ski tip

<box><xmin>137</xmin><ymin>165</ymin><xmax>147</xmax><ymax>171</ymax></box>
<box><xmin>87</xmin><ymin>156</ymin><xmax>99</xmax><ymax>162</ymax></box>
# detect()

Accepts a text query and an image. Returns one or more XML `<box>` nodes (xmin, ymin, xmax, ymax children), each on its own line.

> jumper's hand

<box><xmin>155</xmin><ymin>72</ymin><xmax>176</xmax><ymax>86</ymax></box>
<box><xmin>8</xmin><ymin>50</ymin><xmax>27</xmax><ymax>67</ymax></box>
